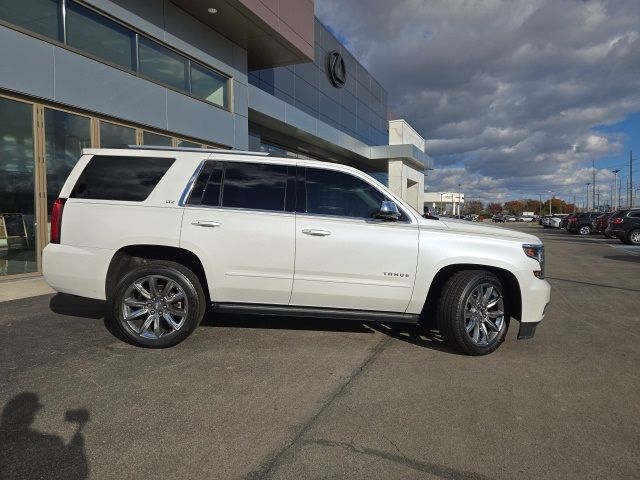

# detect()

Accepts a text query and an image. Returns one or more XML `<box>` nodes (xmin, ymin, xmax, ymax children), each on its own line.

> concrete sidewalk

<box><xmin>0</xmin><ymin>277</ymin><xmax>55</xmax><ymax>302</ymax></box>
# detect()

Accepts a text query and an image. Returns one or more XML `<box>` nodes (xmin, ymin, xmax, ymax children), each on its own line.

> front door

<box><xmin>290</xmin><ymin>166</ymin><xmax>419</xmax><ymax>312</ymax></box>
<box><xmin>180</xmin><ymin>160</ymin><xmax>296</xmax><ymax>305</ymax></box>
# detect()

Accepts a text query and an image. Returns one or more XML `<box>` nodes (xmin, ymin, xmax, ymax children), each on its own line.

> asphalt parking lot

<box><xmin>1</xmin><ymin>223</ymin><xmax>638</xmax><ymax>480</ymax></box>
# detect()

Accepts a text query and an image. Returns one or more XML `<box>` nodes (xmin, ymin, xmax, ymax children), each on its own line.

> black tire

<box><xmin>436</xmin><ymin>270</ymin><xmax>509</xmax><ymax>355</ymax></box>
<box><xmin>626</xmin><ymin>229</ymin><xmax>640</xmax><ymax>245</ymax></box>
<box><xmin>578</xmin><ymin>224</ymin><xmax>591</xmax><ymax>235</ymax></box>
<box><xmin>110</xmin><ymin>260</ymin><xmax>206</xmax><ymax>348</ymax></box>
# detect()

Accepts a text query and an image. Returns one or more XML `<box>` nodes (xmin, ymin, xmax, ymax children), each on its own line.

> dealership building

<box><xmin>0</xmin><ymin>0</ymin><xmax>431</xmax><ymax>279</ymax></box>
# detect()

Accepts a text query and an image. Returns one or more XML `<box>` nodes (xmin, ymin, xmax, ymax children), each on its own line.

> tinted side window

<box><xmin>628</xmin><ymin>210</ymin><xmax>640</xmax><ymax>218</ymax></box>
<box><xmin>187</xmin><ymin>161</ymin><xmax>223</xmax><ymax>207</ymax></box>
<box><xmin>304</xmin><ymin>168</ymin><xmax>385</xmax><ymax>218</ymax></box>
<box><xmin>221</xmin><ymin>162</ymin><xmax>287</xmax><ymax>212</ymax></box>
<box><xmin>71</xmin><ymin>156</ymin><xmax>174</xmax><ymax>201</ymax></box>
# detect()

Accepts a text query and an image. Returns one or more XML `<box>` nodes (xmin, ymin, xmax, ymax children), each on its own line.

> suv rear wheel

<box><xmin>578</xmin><ymin>225</ymin><xmax>591</xmax><ymax>235</ymax></box>
<box><xmin>627</xmin><ymin>229</ymin><xmax>640</xmax><ymax>245</ymax></box>
<box><xmin>436</xmin><ymin>270</ymin><xmax>508</xmax><ymax>355</ymax></box>
<box><xmin>111</xmin><ymin>260</ymin><xmax>206</xmax><ymax>347</ymax></box>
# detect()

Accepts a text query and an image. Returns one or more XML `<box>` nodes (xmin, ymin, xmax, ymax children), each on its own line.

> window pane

<box><xmin>99</xmin><ymin>122</ymin><xmax>136</xmax><ymax>148</ymax></box>
<box><xmin>143</xmin><ymin>131</ymin><xmax>172</xmax><ymax>146</ymax></box>
<box><xmin>177</xmin><ymin>139</ymin><xmax>202</xmax><ymax>148</ymax></box>
<box><xmin>222</xmin><ymin>162</ymin><xmax>287</xmax><ymax>211</ymax></box>
<box><xmin>71</xmin><ymin>156</ymin><xmax>174</xmax><ymax>201</ymax></box>
<box><xmin>138</xmin><ymin>37</ymin><xmax>188</xmax><ymax>91</ymax></box>
<box><xmin>190</xmin><ymin>63</ymin><xmax>227</xmax><ymax>108</ymax></box>
<box><xmin>305</xmin><ymin>168</ymin><xmax>385</xmax><ymax>218</ymax></box>
<box><xmin>44</xmin><ymin>109</ymin><xmax>91</xmax><ymax>230</ymax></box>
<box><xmin>188</xmin><ymin>161</ymin><xmax>223</xmax><ymax>206</ymax></box>
<box><xmin>66</xmin><ymin>2</ymin><xmax>134</xmax><ymax>69</ymax></box>
<box><xmin>0</xmin><ymin>0</ymin><xmax>60</xmax><ymax>40</ymax></box>
<box><xmin>0</xmin><ymin>97</ymin><xmax>37</xmax><ymax>276</ymax></box>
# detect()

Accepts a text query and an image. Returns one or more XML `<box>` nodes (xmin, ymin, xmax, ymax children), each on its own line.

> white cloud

<box><xmin>316</xmin><ymin>0</ymin><xmax>640</xmax><ymax>203</ymax></box>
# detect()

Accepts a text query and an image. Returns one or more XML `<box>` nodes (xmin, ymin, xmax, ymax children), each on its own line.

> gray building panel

<box><xmin>0</xmin><ymin>27</ymin><xmax>55</xmax><ymax>101</ymax></box>
<box><xmin>233</xmin><ymin>83</ymin><xmax>249</xmax><ymax>119</ymax></box>
<box><xmin>293</xmin><ymin>77</ymin><xmax>319</xmax><ymax>113</ymax></box>
<box><xmin>53</xmin><ymin>48</ymin><xmax>168</xmax><ymax>130</ymax></box>
<box><xmin>166</xmin><ymin>89</ymin><xmax>236</xmax><ymax>145</ymax></box>
<box><xmin>319</xmin><ymin>92</ymin><xmax>340</xmax><ymax>123</ymax></box>
<box><xmin>294</xmin><ymin>62</ymin><xmax>319</xmax><ymax>88</ymax></box>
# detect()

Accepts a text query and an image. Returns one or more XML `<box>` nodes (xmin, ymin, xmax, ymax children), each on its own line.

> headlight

<box><xmin>523</xmin><ymin>243</ymin><xmax>545</xmax><ymax>279</ymax></box>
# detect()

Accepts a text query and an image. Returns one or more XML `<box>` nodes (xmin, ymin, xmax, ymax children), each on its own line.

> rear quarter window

<box><xmin>71</xmin><ymin>155</ymin><xmax>175</xmax><ymax>201</ymax></box>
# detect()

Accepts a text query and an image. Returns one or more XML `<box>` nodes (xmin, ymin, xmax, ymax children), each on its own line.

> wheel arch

<box><xmin>423</xmin><ymin>263</ymin><xmax>522</xmax><ymax>322</ymax></box>
<box><xmin>105</xmin><ymin>245</ymin><xmax>210</xmax><ymax>302</ymax></box>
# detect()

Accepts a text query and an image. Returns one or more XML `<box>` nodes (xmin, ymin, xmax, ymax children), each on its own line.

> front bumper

<box><xmin>515</xmin><ymin>271</ymin><xmax>551</xmax><ymax>340</ymax></box>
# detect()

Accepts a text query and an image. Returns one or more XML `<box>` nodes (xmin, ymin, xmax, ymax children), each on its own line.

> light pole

<box><xmin>612</xmin><ymin>169</ymin><xmax>620</xmax><ymax>210</ymax></box>
<box><xmin>458</xmin><ymin>183</ymin><xmax>462</xmax><ymax>216</ymax></box>
<box><xmin>548</xmin><ymin>190</ymin><xmax>554</xmax><ymax>215</ymax></box>
<box><xmin>585</xmin><ymin>182</ymin><xmax>591</xmax><ymax>211</ymax></box>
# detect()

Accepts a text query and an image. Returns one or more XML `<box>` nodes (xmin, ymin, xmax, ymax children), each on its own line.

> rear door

<box><xmin>290</xmin><ymin>165</ymin><xmax>419</xmax><ymax>312</ymax></box>
<box><xmin>180</xmin><ymin>160</ymin><xmax>296</xmax><ymax>305</ymax></box>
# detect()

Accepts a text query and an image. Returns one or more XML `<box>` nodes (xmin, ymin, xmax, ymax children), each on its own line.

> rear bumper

<box><xmin>43</xmin><ymin>243</ymin><xmax>113</xmax><ymax>300</ymax></box>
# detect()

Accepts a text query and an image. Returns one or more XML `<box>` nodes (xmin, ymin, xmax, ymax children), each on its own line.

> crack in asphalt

<box><xmin>244</xmin><ymin>336</ymin><xmax>391</xmax><ymax>480</ymax></box>
<box><xmin>301</xmin><ymin>439</ymin><xmax>494</xmax><ymax>480</ymax></box>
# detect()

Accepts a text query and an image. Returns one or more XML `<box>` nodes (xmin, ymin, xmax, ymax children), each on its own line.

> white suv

<box><xmin>43</xmin><ymin>147</ymin><xmax>550</xmax><ymax>355</ymax></box>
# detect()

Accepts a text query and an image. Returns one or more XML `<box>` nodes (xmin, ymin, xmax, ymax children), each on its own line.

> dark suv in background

<box><xmin>606</xmin><ymin>209</ymin><xmax>640</xmax><ymax>245</ymax></box>
<box><xmin>568</xmin><ymin>212</ymin><xmax>602</xmax><ymax>235</ymax></box>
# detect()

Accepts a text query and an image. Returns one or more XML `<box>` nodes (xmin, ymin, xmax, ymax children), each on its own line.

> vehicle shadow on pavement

<box><xmin>48</xmin><ymin>294</ymin><xmax>126</xmax><ymax>342</ymax></box>
<box><xmin>48</xmin><ymin>294</ymin><xmax>459</xmax><ymax>354</ymax></box>
<box><xmin>0</xmin><ymin>392</ymin><xmax>90</xmax><ymax>480</ymax></box>
<box><xmin>602</xmin><ymin>255</ymin><xmax>640</xmax><ymax>264</ymax></box>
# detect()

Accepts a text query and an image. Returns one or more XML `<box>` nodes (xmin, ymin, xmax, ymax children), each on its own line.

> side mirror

<box><xmin>376</xmin><ymin>200</ymin><xmax>401</xmax><ymax>221</ymax></box>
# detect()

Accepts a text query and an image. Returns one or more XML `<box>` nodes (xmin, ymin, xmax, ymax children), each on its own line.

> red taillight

<box><xmin>612</xmin><ymin>218</ymin><xmax>623</xmax><ymax>225</ymax></box>
<box><xmin>50</xmin><ymin>198</ymin><xmax>67</xmax><ymax>244</ymax></box>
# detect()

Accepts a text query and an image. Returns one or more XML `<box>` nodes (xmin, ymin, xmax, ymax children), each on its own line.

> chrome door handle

<box><xmin>191</xmin><ymin>220</ymin><xmax>221</xmax><ymax>228</ymax></box>
<box><xmin>302</xmin><ymin>229</ymin><xmax>331</xmax><ymax>237</ymax></box>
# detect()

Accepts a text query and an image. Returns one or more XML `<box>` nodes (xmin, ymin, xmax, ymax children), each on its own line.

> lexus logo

<box><xmin>326</xmin><ymin>50</ymin><xmax>346</xmax><ymax>88</ymax></box>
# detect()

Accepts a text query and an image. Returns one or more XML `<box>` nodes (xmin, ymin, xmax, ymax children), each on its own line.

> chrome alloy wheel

<box><xmin>121</xmin><ymin>275</ymin><xmax>188</xmax><ymax>339</ymax></box>
<box><xmin>630</xmin><ymin>230</ymin><xmax>640</xmax><ymax>245</ymax></box>
<box><xmin>579</xmin><ymin>225</ymin><xmax>591</xmax><ymax>235</ymax></box>
<box><xmin>464</xmin><ymin>283</ymin><xmax>505</xmax><ymax>346</ymax></box>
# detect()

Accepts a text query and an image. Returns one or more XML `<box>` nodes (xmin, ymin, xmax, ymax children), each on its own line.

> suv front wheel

<box><xmin>111</xmin><ymin>260</ymin><xmax>206</xmax><ymax>347</ymax></box>
<box><xmin>436</xmin><ymin>270</ymin><xmax>509</xmax><ymax>355</ymax></box>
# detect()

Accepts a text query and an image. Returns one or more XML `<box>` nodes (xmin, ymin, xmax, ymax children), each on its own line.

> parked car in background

<box><xmin>568</xmin><ymin>212</ymin><xmax>602</xmax><ymax>235</ymax></box>
<box><xmin>594</xmin><ymin>212</ymin><xmax>614</xmax><ymax>238</ymax></box>
<box><xmin>492</xmin><ymin>215</ymin><xmax>505</xmax><ymax>223</ymax></box>
<box><xmin>561</xmin><ymin>213</ymin><xmax>576</xmax><ymax>230</ymax></box>
<box><xmin>517</xmin><ymin>215</ymin><xmax>535</xmax><ymax>222</ymax></box>
<box><xmin>606</xmin><ymin>209</ymin><xmax>640</xmax><ymax>245</ymax></box>
<box><xmin>548</xmin><ymin>214</ymin><xmax>569</xmax><ymax>229</ymax></box>
<box><xmin>505</xmin><ymin>215</ymin><xmax>517</xmax><ymax>222</ymax></box>
<box><xmin>541</xmin><ymin>215</ymin><xmax>553</xmax><ymax>227</ymax></box>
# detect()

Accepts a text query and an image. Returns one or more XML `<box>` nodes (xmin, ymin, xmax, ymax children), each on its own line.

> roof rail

<box><xmin>124</xmin><ymin>145</ymin><xmax>270</xmax><ymax>156</ymax></box>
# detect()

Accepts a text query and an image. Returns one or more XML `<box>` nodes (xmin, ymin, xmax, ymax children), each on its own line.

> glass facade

<box><xmin>44</xmin><ymin>109</ymin><xmax>91</xmax><ymax>230</ymax></box>
<box><xmin>138</xmin><ymin>37</ymin><xmax>188</xmax><ymax>92</ymax></box>
<box><xmin>100</xmin><ymin>122</ymin><xmax>136</xmax><ymax>148</ymax></box>
<box><xmin>0</xmin><ymin>97</ymin><xmax>37</xmax><ymax>276</ymax></box>
<box><xmin>66</xmin><ymin>1</ymin><xmax>135</xmax><ymax>70</ymax></box>
<box><xmin>0</xmin><ymin>0</ymin><xmax>60</xmax><ymax>40</ymax></box>
<box><xmin>0</xmin><ymin>0</ymin><xmax>229</xmax><ymax>110</ymax></box>
<box><xmin>143</xmin><ymin>131</ymin><xmax>172</xmax><ymax>146</ymax></box>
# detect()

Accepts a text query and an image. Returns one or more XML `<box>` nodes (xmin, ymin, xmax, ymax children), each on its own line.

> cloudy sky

<box><xmin>315</xmin><ymin>0</ymin><xmax>640</xmax><ymax>206</ymax></box>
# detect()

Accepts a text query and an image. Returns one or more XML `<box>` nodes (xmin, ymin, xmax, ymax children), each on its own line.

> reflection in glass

<box><xmin>44</xmin><ymin>109</ymin><xmax>91</xmax><ymax>238</ymax></box>
<box><xmin>66</xmin><ymin>1</ymin><xmax>135</xmax><ymax>70</ymax></box>
<box><xmin>99</xmin><ymin>122</ymin><xmax>136</xmax><ymax>148</ymax></box>
<box><xmin>0</xmin><ymin>0</ymin><xmax>60</xmax><ymax>40</ymax></box>
<box><xmin>176</xmin><ymin>140</ymin><xmax>202</xmax><ymax>148</ymax></box>
<box><xmin>0</xmin><ymin>97</ymin><xmax>37</xmax><ymax>276</ymax></box>
<box><xmin>138</xmin><ymin>37</ymin><xmax>188</xmax><ymax>91</ymax></box>
<box><xmin>191</xmin><ymin>63</ymin><xmax>227</xmax><ymax>108</ymax></box>
<box><xmin>143</xmin><ymin>132</ymin><xmax>172</xmax><ymax>147</ymax></box>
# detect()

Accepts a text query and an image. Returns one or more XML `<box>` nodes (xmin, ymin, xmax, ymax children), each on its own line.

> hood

<box><xmin>419</xmin><ymin>217</ymin><xmax>542</xmax><ymax>244</ymax></box>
